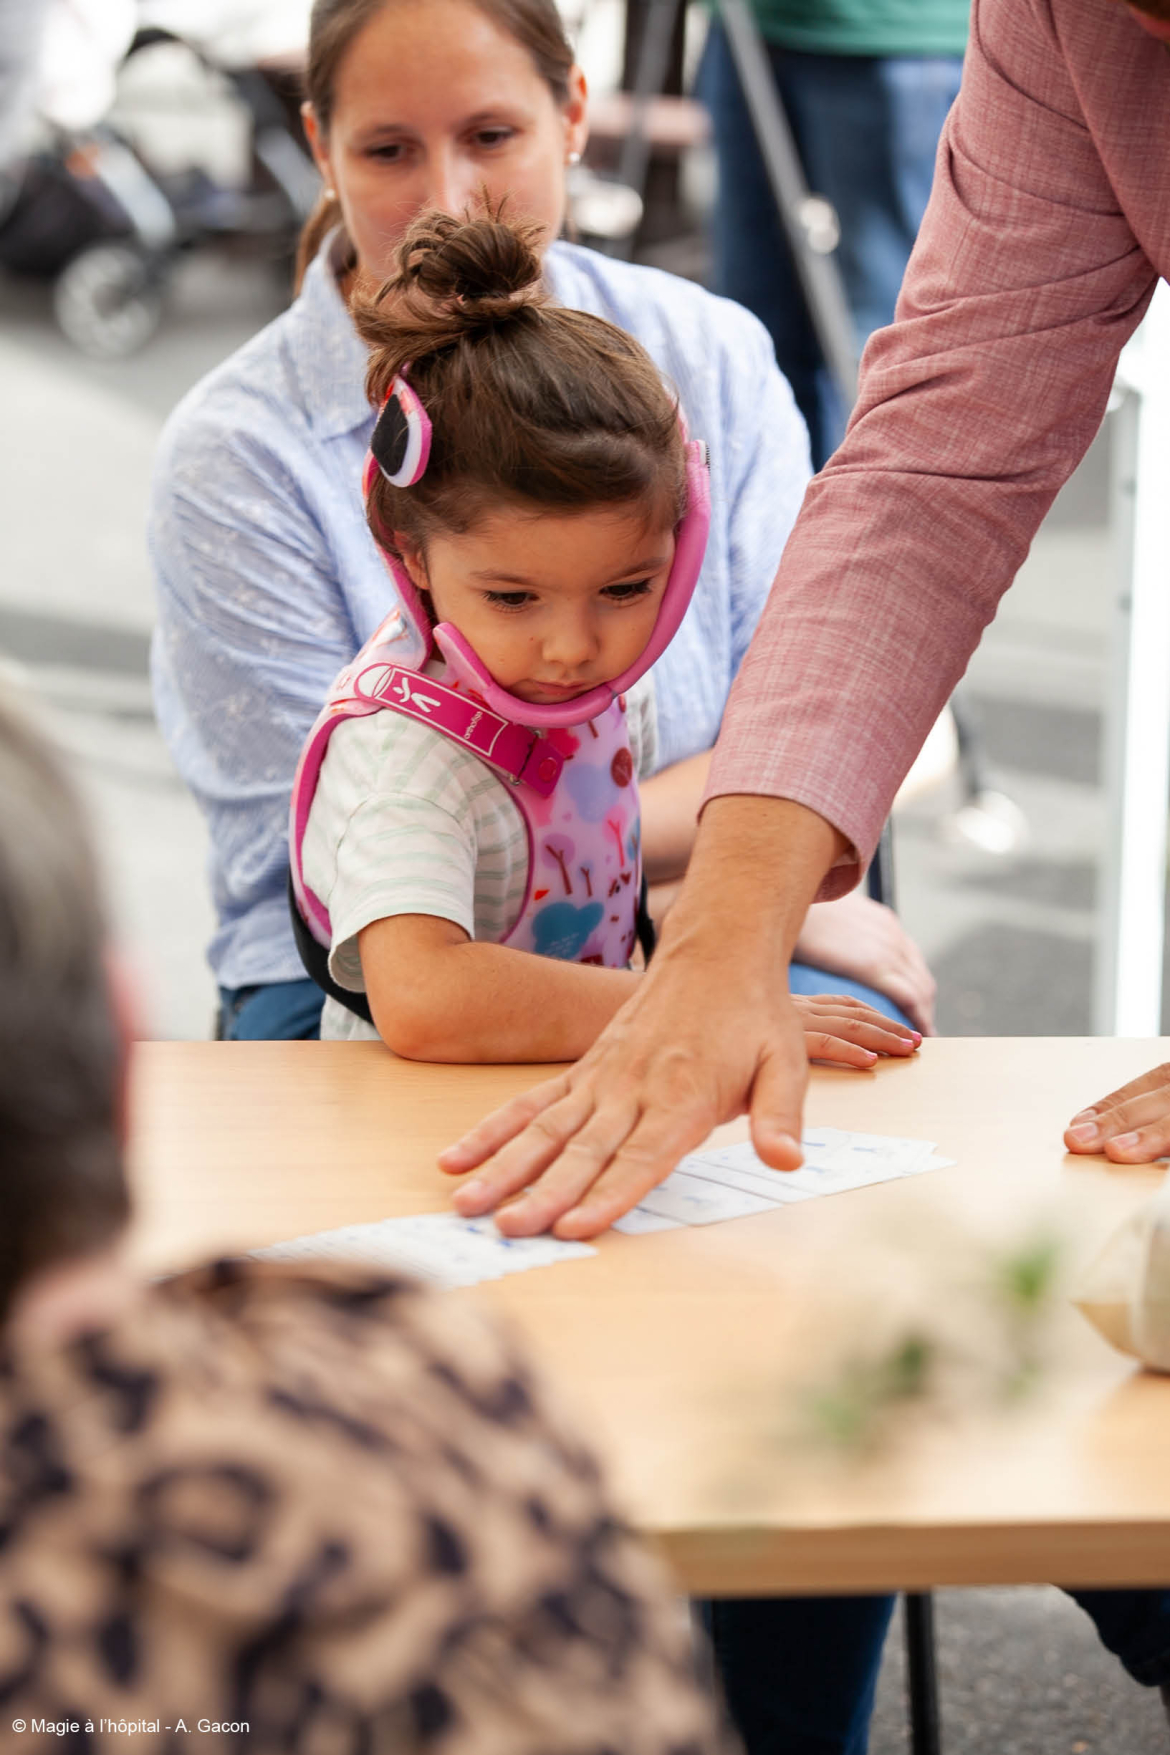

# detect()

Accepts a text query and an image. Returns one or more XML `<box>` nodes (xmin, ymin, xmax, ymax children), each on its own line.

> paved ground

<box><xmin>1</xmin><ymin>171</ymin><xmax>1167</xmax><ymax>1755</ymax></box>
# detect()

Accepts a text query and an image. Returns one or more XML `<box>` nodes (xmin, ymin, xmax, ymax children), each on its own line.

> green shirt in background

<box><xmin>745</xmin><ymin>0</ymin><xmax>969</xmax><ymax>57</ymax></box>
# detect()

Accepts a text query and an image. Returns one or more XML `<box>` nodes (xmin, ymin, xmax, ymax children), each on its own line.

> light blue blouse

<box><xmin>149</xmin><ymin>240</ymin><xmax>810</xmax><ymax>988</ymax></box>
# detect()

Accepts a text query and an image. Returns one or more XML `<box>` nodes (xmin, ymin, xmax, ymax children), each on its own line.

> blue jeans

<box><xmin>218</xmin><ymin>978</ymin><xmax>323</xmax><ymax>1041</ymax></box>
<box><xmin>789</xmin><ymin>961</ymin><xmax>910</xmax><ymax>1022</ymax></box>
<box><xmin>704</xmin><ymin>1589</ymin><xmax>1170</xmax><ymax>1755</ymax></box>
<box><xmin>698</xmin><ymin>28</ymin><xmax>962</xmax><ymax>466</ymax></box>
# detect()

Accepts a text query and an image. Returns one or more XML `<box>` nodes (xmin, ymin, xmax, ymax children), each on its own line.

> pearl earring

<box><xmin>567</xmin><ymin>150</ymin><xmax>581</xmax><ymax>167</ymax></box>
<box><xmin>324</xmin><ymin>185</ymin><xmax>337</xmax><ymax>201</ymax></box>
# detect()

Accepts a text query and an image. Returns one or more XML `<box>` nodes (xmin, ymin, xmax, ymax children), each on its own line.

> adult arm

<box><xmin>442</xmin><ymin>0</ymin><xmax>1158</xmax><ymax>1232</ymax></box>
<box><xmin>639</xmin><ymin>755</ymin><xmax>936</xmax><ymax>1033</ymax></box>
<box><xmin>150</xmin><ymin>414</ymin><xmax>361</xmax><ymax>984</ymax></box>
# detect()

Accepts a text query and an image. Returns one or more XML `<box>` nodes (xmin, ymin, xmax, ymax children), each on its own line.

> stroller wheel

<box><xmin>53</xmin><ymin>242</ymin><xmax>165</xmax><ymax>359</ymax></box>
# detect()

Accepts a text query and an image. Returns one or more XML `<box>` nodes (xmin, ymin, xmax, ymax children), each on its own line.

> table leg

<box><xmin>905</xmin><ymin>1591</ymin><xmax>943</xmax><ymax>1755</ymax></box>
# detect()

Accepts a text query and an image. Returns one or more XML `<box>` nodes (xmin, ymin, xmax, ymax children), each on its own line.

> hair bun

<box><xmin>354</xmin><ymin>206</ymin><xmax>552</xmax><ymax>413</ymax></box>
<box><xmin>398</xmin><ymin>209</ymin><xmax>545</xmax><ymax>328</ymax></box>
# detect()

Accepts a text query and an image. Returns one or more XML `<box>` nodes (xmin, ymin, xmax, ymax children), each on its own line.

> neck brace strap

<box><xmin>362</xmin><ymin>409</ymin><xmax>711</xmax><ymax>730</ymax></box>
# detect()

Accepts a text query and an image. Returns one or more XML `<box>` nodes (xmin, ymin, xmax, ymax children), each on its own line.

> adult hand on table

<box><xmin>439</xmin><ymin>797</ymin><xmax>919</xmax><ymax>1239</ymax></box>
<box><xmin>1065</xmin><ymin>1064</ymin><xmax>1170</xmax><ymax>1162</ymax></box>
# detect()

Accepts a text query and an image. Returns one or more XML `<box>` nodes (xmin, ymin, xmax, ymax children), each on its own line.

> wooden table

<box><xmin>129</xmin><ymin>1036</ymin><xmax>1170</xmax><ymax>1598</ymax></box>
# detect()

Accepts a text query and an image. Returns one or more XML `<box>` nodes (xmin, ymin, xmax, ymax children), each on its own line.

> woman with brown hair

<box><xmin>149</xmin><ymin>0</ymin><xmax>934</xmax><ymax>1048</ymax></box>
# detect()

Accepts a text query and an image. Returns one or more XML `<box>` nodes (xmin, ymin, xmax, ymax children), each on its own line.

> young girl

<box><xmin>291</xmin><ymin>210</ymin><xmax>920</xmax><ymax>1070</ymax></box>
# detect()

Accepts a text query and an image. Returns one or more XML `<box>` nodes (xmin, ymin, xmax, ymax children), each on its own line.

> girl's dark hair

<box><xmin>353</xmin><ymin>208</ymin><xmax>687</xmax><ymax>558</ymax></box>
<box><xmin>296</xmin><ymin>0</ymin><xmax>574</xmax><ymax>289</ymax></box>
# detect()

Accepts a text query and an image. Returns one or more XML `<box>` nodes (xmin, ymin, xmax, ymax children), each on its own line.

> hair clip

<box><xmin>370</xmin><ymin>373</ymin><xmax>432</xmax><ymax>488</ymax></box>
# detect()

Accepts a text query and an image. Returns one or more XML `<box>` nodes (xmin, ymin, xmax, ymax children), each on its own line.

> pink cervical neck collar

<box><xmin>362</xmin><ymin>426</ymin><xmax>711</xmax><ymax>731</ymax></box>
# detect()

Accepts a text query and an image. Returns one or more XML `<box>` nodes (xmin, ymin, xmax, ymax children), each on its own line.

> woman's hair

<box><xmin>0</xmin><ymin>692</ymin><xmax>127</xmax><ymax>1320</ymax></box>
<box><xmin>295</xmin><ymin>0</ymin><xmax>575</xmax><ymax>289</ymax></box>
<box><xmin>353</xmin><ymin>208</ymin><xmax>687</xmax><ymax>562</ymax></box>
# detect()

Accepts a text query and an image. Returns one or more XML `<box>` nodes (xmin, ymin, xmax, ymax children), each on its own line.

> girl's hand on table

<box><xmin>1065</xmin><ymin>1064</ymin><xmax>1170</xmax><ymax>1161</ymax></box>
<box><xmin>794</xmin><ymin>892</ymin><xmax>937</xmax><ymax>1035</ymax></box>
<box><xmin>793</xmin><ymin>993</ymin><xmax>922</xmax><ymax>1068</ymax></box>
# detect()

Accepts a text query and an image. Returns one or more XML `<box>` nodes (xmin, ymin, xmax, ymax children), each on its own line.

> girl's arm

<box><xmin>360</xmin><ymin>915</ymin><xmax>638</xmax><ymax>1062</ymax></box>
<box><xmin>359</xmin><ymin>912</ymin><xmax>919</xmax><ymax>1066</ymax></box>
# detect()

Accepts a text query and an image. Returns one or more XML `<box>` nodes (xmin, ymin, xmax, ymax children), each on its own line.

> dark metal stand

<box><xmin>615</xmin><ymin>0</ymin><xmax>687</xmax><ymax>228</ymax></box>
<box><xmin>905</xmin><ymin>1592</ymin><xmax>943</xmax><ymax>1755</ymax></box>
<box><xmin>713</xmin><ymin>0</ymin><xmax>858</xmax><ymax>411</ymax></box>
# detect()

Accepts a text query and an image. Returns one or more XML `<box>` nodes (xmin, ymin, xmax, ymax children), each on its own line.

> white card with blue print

<box><xmin>612</xmin><ymin>1128</ymin><xmax>953</xmax><ymax>1234</ymax></box>
<box><xmin>254</xmin><ymin>1211</ymin><xmax>595</xmax><ymax>1287</ymax></box>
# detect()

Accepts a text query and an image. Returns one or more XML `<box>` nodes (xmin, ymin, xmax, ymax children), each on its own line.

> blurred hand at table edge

<box><xmin>1065</xmin><ymin>1062</ymin><xmax>1170</xmax><ymax>1163</ymax></box>
<box><xmin>438</xmin><ymin>796</ymin><xmax>921</xmax><ymax>1240</ymax></box>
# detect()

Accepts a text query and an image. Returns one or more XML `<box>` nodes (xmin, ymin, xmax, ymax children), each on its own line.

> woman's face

<box><xmin>304</xmin><ymin>0</ymin><xmax>588</xmax><ymax>282</ymax></box>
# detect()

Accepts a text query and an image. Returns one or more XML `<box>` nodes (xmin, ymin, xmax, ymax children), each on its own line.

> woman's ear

<box><xmin>565</xmin><ymin>64</ymin><xmax>589</xmax><ymax>161</ymax></box>
<box><xmin>301</xmin><ymin>102</ymin><xmax>334</xmax><ymax>187</ymax></box>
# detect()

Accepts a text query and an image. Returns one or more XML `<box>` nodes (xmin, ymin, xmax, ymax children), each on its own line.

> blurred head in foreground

<box><xmin>0</xmin><ymin>692</ymin><xmax>127</xmax><ymax>1321</ymax></box>
<box><xmin>0</xmin><ymin>702</ymin><xmax>728</xmax><ymax>1754</ymax></box>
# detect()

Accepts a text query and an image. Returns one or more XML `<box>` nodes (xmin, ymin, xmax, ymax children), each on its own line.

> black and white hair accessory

<box><xmin>370</xmin><ymin>373</ymin><xmax>432</xmax><ymax>488</ymax></box>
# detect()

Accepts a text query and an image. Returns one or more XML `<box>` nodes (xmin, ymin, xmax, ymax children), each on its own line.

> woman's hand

<box><xmin>794</xmin><ymin>892</ymin><xmax>937</xmax><ymax>1034</ymax></box>
<box><xmin>793</xmin><ymin>993</ymin><xmax>921</xmax><ymax>1067</ymax></box>
<box><xmin>1065</xmin><ymin>1064</ymin><xmax>1170</xmax><ymax>1162</ymax></box>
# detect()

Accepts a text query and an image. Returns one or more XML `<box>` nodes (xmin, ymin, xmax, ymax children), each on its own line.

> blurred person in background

<box><xmin>149</xmin><ymin>0</ymin><xmax>935</xmax><ymax>1047</ymax></box>
<box><xmin>0</xmin><ymin>684</ymin><xmax>732</xmax><ymax>1752</ymax></box>
<box><xmin>699</xmin><ymin>0</ymin><xmax>967</xmax><ymax>466</ymax></box>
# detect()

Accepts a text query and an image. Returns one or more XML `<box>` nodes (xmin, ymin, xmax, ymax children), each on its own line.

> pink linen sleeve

<box><xmin>706</xmin><ymin>0</ymin><xmax>1157</xmax><ymax>897</ymax></box>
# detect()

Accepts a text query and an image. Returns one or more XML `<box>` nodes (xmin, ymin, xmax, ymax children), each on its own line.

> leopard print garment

<box><xmin>0</xmin><ymin>1259</ymin><xmax>734</xmax><ymax>1754</ymax></box>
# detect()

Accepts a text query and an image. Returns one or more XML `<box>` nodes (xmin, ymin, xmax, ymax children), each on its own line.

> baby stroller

<box><xmin>0</xmin><ymin>22</ymin><xmax>318</xmax><ymax>358</ymax></box>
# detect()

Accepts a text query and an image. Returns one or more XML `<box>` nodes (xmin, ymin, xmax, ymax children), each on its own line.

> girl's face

<box><xmin>303</xmin><ymin>0</ymin><xmax>588</xmax><ymax>283</ymax></box>
<box><xmin>399</xmin><ymin>501</ymin><xmax>676</xmax><ymax>705</ymax></box>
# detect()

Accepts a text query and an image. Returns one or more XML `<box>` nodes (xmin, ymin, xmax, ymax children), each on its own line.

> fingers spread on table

<box><xmin>548</xmin><ymin>1103</ymin><xmax>720</xmax><ymax>1239</ymax></box>
<box><xmin>494</xmin><ymin>1092</ymin><xmax>650</xmax><ymax>1238</ymax></box>
<box><xmin>449</xmin><ymin>1081</ymin><xmax>598</xmax><ymax>1217</ymax></box>
<box><xmin>438</xmin><ymin>1071</ymin><xmax>571</xmax><ymax>1173</ymax></box>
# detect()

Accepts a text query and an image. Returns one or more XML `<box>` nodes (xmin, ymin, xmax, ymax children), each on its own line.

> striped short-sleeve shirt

<box><xmin>302</xmin><ymin>673</ymin><xmax>657</xmax><ymax>1041</ymax></box>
